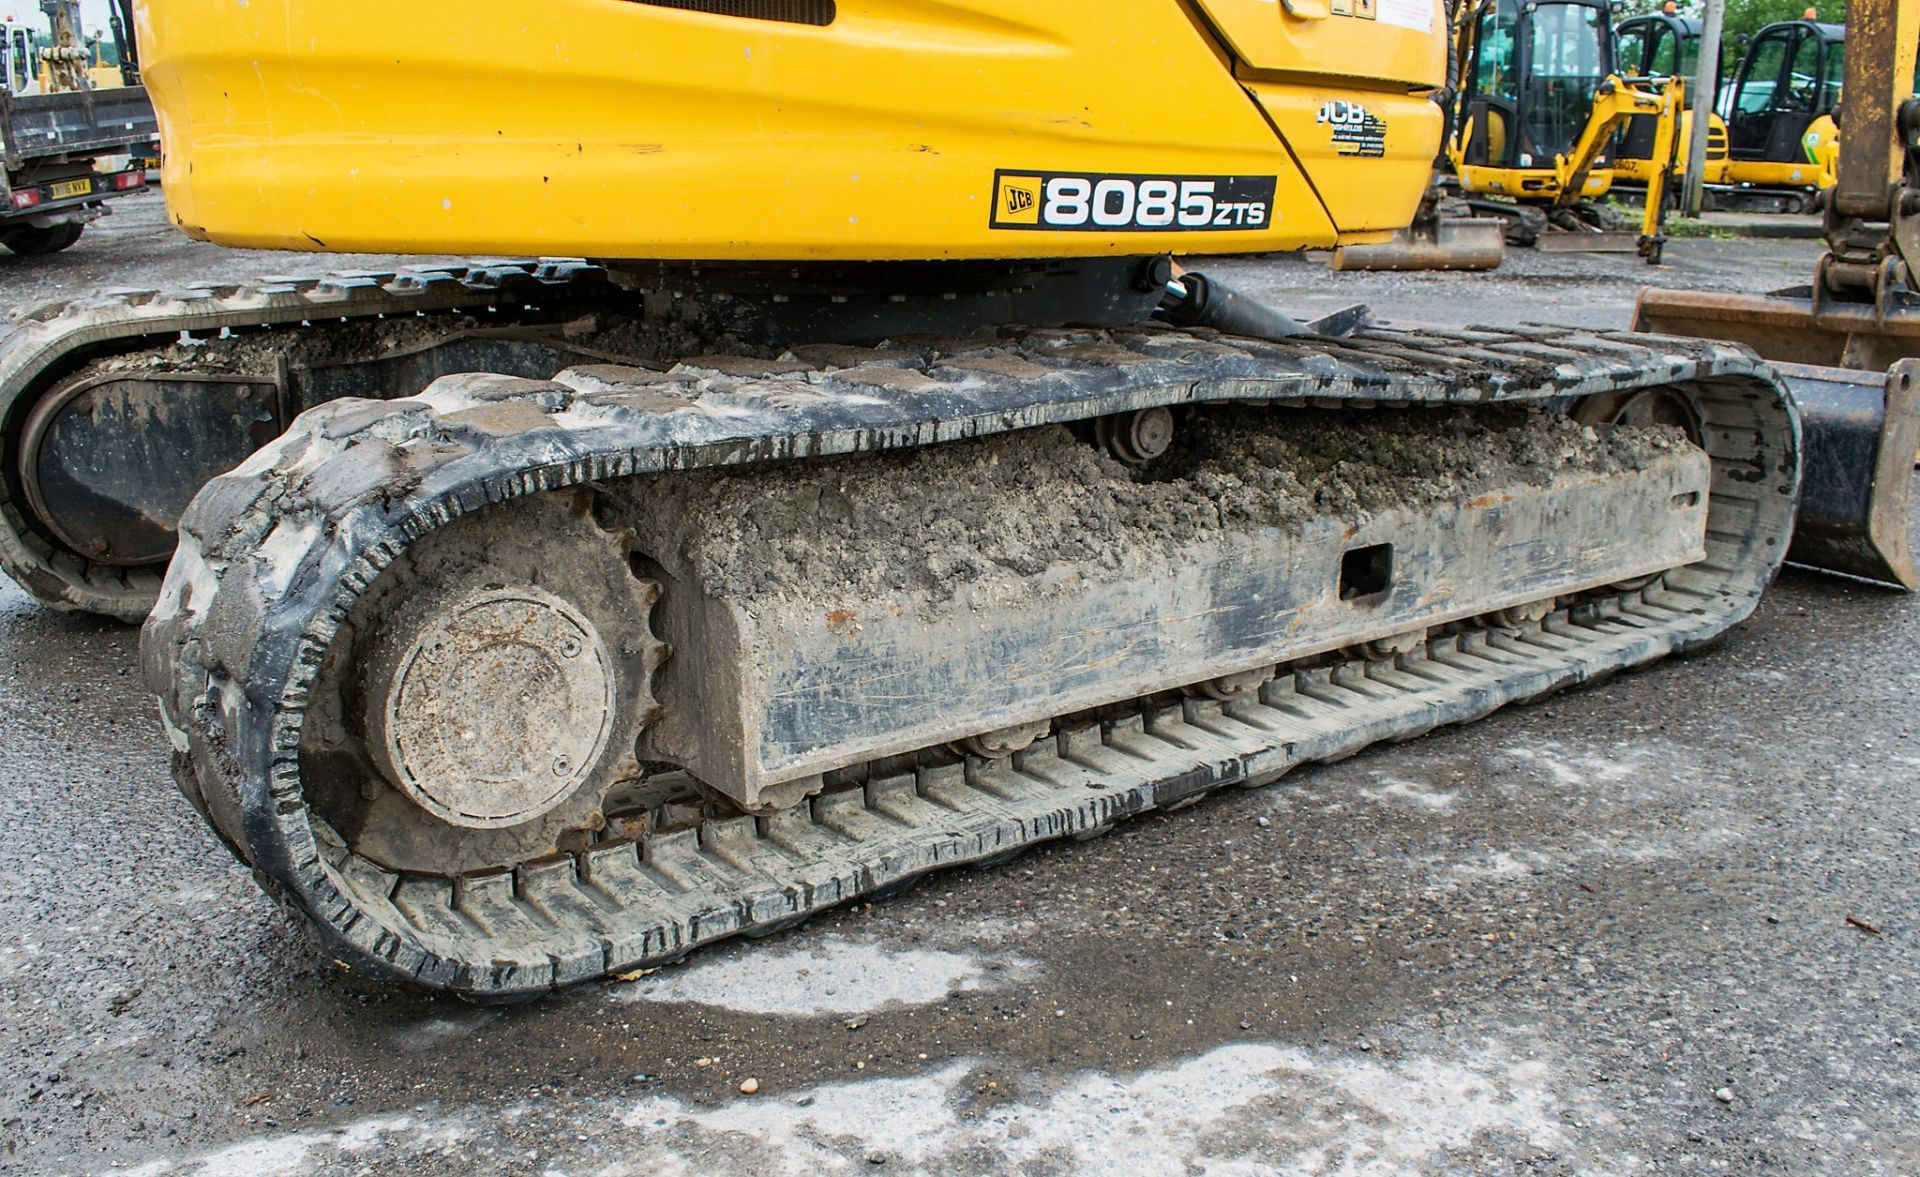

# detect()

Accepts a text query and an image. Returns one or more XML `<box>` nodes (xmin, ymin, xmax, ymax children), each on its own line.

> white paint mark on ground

<box><xmin>1503</xmin><ymin>739</ymin><xmax>1665</xmax><ymax>796</ymax></box>
<box><xmin>611</xmin><ymin>933</ymin><xmax>1034</xmax><ymax>1017</ymax></box>
<box><xmin>111</xmin><ymin>1114</ymin><xmax>462</xmax><ymax>1177</ymax></box>
<box><xmin>1360</xmin><ymin>776</ymin><xmax>1460</xmax><ymax>813</ymax></box>
<box><xmin>113</xmin><ymin>1028</ymin><xmax>1607</xmax><ymax>1177</ymax></box>
<box><xmin>1579</xmin><ymin>820</ymin><xmax>1745</xmax><ymax>864</ymax></box>
<box><xmin>1445</xmin><ymin>847</ymin><xmax>1551</xmax><ymax>881</ymax></box>
<box><xmin>620</xmin><ymin>1035</ymin><xmax>1569</xmax><ymax>1176</ymax></box>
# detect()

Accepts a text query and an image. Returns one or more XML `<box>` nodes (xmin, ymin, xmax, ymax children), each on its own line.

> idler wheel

<box><xmin>363</xmin><ymin>585</ymin><xmax>618</xmax><ymax>829</ymax></box>
<box><xmin>17</xmin><ymin>370</ymin><xmax>282</xmax><ymax>567</ymax></box>
<box><xmin>1571</xmin><ymin>385</ymin><xmax>1703</xmax><ymax>444</ymax></box>
<box><xmin>299</xmin><ymin>490</ymin><xmax>670</xmax><ymax>876</ymax></box>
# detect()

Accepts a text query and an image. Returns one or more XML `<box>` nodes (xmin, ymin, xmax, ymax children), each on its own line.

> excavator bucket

<box><xmin>1777</xmin><ymin>360</ymin><xmax>1919</xmax><ymax>590</ymax></box>
<box><xmin>1331</xmin><ymin>217</ymin><xmax>1506</xmax><ymax>272</ymax></box>
<box><xmin>1634</xmin><ymin>287</ymin><xmax>1920</xmax><ymax>589</ymax></box>
<box><xmin>1633</xmin><ymin>286</ymin><xmax>1920</xmax><ymax>371</ymax></box>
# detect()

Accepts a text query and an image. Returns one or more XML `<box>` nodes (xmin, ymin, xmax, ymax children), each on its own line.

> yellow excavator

<box><xmin>1612</xmin><ymin>10</ymin><xmax>1844</xmax><ymax>214</ymax></box>
<box><xmin>1719</xmin><ymin>14</ymin><xmax>1846</xmax><ymax>213</ymax></box>
<box><xmin>1336</xmin><ymin>0</ymin><xmax>1680</xmax><ymax>270</ymax></box>
<box><xmin>0</xmin><ymin>0</ymin><xmax>1903</xmax><ymax>997</ymax></box>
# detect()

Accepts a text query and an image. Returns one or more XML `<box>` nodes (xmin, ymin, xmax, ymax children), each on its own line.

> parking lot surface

<box><xmin>1</xmin><ymin>195</ymin><xmax>1914</xmax><ymax>1176</ymax></box>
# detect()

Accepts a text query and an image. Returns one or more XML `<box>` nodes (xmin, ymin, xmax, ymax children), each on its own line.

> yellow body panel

<box><xmin>1248</xmin><ymin>85</ymin><xmax>1442</xmax><ymax>234</ymax></box>
<box><xmin>1724</xmin><ymin>158</ymin><xmax>1835</xmax><ymax>189</ymax></box>
<box><xmin>1613</xmin><ymin>110</ymin><xmax>1728</xmax><ymax>186</ymax></box>
<box><xmin>1722</xmin><ymin>114</ymin><xmax>1838</xmax><ymax>191</ymax></box>
<box><xmin>138</xmin><ymin>0</ymin><xmax>1443</xmax><ymax>260</ymax></box>
<box><xmin>1453</xmin><ymin>163</ymin><xmax>1614</xmax><ymax>200</ymax></box>
<box><xmin>1195</xmin><ymin>0</ymin><xmax>1446</xmax><ymax>84</ymax></box>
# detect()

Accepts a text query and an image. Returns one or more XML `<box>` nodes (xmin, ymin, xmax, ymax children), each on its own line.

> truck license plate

<box><xmin>48</xmin><ymin>178</ymin><xmax>92</xmax><ymax>200</ymax></box>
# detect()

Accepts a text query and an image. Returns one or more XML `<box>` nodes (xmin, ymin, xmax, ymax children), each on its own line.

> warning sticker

<box><xmin>1376</xmin><ymin>0</ymin><xmax>1434</xmax><ymax>33</ymax></box>
<box><xmin>990</xmin><ymin>171</ymin><xmax>1279</xmax><ymax>232</ymax></box>
<box><xmin>1317</xmin><ymin>100</ymin><xmax>1389</xmax><ymax>158</ymax></box>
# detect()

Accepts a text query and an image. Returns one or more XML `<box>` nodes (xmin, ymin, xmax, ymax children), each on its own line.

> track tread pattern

<box><xmin>134</xmin><ymin>288</ymin><xmax>1798</xmax><ymax>997</ymax></box>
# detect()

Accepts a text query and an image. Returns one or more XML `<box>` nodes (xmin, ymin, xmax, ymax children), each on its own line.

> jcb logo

<box><xmin>1316</xmin><ymin>100</ymin><xmax>1371</xmax><ymax>126</ymax></box>
<box><xmin>995</xmin><ymin>175</ymin><xmax>1041</xmax><ymax>224</ymax></box>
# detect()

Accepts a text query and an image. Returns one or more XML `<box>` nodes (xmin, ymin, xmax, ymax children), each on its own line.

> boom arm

<box><xmin>1565</xmin><ymin>74</ymin><xmax>1682</xmax><ymax>262</ymax></box>
<box><xmin>1820</xmin><ymin>1</ymin><xmax>1920</xmax><ymax>311</ymax></box>
<box><xmin>1633</xmin><ymin>0</ymin><xmax>1920</xmax><ymax>590</ymax></box>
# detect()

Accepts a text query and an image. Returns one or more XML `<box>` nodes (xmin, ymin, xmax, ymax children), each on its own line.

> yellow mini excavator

<box><xmin>0</xmin><ymin>0</ymin><xmax>1898</xmax><ymax>997</ymax></box>
<box><xmin>1610</xmin><ymin>7</ymin><xmax>1730</xmax><ymax>198</ymax></box>
<box><xmin>1335</xmin><ymin>0</ymin><xmax>1680</xmax><ymax>270</ymax></box>
<box><xmin>1719</xmin><ymin>15</ymin><xmax>1847</xmax><ymax>213</ymax></box>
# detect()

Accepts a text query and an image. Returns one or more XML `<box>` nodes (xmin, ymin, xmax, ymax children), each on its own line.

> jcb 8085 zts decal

<box><xmin>991</xmin><ymin>171</ymin><xmax>1277</xmax><ymax>232</ymax></box>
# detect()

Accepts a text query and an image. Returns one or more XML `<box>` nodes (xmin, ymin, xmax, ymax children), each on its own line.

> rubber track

<box><xmin>0</xmin><ymin>260</ymin><xmax>610</xmax><ymax>617</ymax></box>
<box><xmin>141</xmin><ymin>316</ymin><xmax>1799</xmax><ymax>998</ymax></box>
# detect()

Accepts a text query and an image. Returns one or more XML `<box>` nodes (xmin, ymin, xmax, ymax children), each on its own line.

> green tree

<box><xmin>1722</xmin><ymin>0</ymin><xmax>1842</xmax><ymax>41</ymax></box>
<box><xmin>1607</xmin><ymin>0</ymin><xmax>1845</xmax><ymax>44</ymax></box>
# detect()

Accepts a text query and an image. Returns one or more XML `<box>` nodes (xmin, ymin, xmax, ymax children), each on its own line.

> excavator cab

<box><xmin>1612</xmin><ymin>11</ymin><xmax>1727</xmax><ymax>189</ymax></box>
<box><xmin>1456</xmin><ymin>0</ymin><xmax>1614</xmax><ymax>184</ymax></box>
<box><xmin>1458</xmin><ymin>0</ymin><xmax>1519</xmax><ymax>168</ymax></box>
<box><xmin>1616</xmin><ymin>11</ymin><xmax>1705</xmax><ymax>79</ymax></box>
<box><xmin>0</xmin><ymin>22</ymin><xmax>38</xmax><ymax>94</ymax></box>
<box><xmin>1719</xmin><ymin>19</ymin><xmax>1845</xmax><ymax>207</ymax></box>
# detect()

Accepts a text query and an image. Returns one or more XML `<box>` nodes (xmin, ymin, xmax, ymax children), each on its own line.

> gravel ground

<box><xmin>1</xmin><ymin>194</ymin><xmax>1916</xmax><ymax>1176</ymax></box>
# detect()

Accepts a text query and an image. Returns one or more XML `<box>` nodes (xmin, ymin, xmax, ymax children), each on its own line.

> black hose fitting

<box><xmin>1157</xmin><ymin>272</ymin><xmax>1312</xmax><ymax>341</ymax></box>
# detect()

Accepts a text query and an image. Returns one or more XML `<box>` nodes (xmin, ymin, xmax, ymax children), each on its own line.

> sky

<box><xmin>77</xmin><ymin>1</ymin><xmax>119</xmax><ymax>37</ymax></box>
<box><xmin>1</xmin><ymin>2</ymin><xmax>126</xmax><ymax>37</ymax></box>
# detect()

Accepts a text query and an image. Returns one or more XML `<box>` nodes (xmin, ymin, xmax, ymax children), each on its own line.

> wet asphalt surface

<box><xmin>1</xmin><ymin>195</ymin><xmax>1916</xmax><ymax>1175</ymax></box>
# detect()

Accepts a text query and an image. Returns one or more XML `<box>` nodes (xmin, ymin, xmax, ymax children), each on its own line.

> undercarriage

<box><xmin>91</xmin><ymin>274</ymin><xmax>1799</xmax><ymax>997</ymax></box>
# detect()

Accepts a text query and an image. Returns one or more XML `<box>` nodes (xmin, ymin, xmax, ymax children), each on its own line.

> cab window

<box><xmin>1473</xmin><ymin>0</ymin><xmax>1520</xmax><ymax>101</ymax></box>
<box><xmin>1819</xmin><ymin>40</ymin><xmax>1843</xmax><ymax>110</ymax></box>
<box><xmin>1616</xmin><ymin>25</ymin><xmax>1647</xmax><ymax>76</ymax></box>
<box><xmin>1647</xmin><ymin>25</ymin><xmax>1678</xmax><ymax>76</ymax></box>
<box><xmin>1525</xmin><ymin>2</ymin><xmax>1609</xmax><ymax>158</ymax></box>
<box><xmin>1784</xmin><ymin>29</ymin><xmax>1822</xmax><ymax>111</ymax></box>
<box><xmin>1735</xmin><ymin>30</ymin><xmax>1789</xmax><ymax>114</ymax></box>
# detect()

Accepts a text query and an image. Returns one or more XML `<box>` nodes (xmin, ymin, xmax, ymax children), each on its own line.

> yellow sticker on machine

<box><xmin>995</xmin><ymin>175</ymin><xmax>1042</xmax><ymax>225</ymax></box>
<box><xmin>989</xmin><ymin>170</ymin><xmax>1277</xmax><ymax>232</ymax></box>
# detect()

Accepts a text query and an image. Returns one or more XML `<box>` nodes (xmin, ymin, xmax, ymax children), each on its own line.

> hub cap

<box><xmin>369</xmin><ymin>585</ymin><xmax>617</xmax><ymax>829</ymax></box>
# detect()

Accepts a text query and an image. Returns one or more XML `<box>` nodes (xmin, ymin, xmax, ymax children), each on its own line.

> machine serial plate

<box><xmin>990</xmin><ymin>170</ymin><xmax>1277</xmax><ymax>232</ymax></box>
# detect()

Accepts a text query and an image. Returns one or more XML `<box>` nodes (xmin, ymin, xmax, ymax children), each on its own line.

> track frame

<box><xmin>140</xmin><ymin>318</ymin><xmax>1799</xmax><ymax>998</ymax></box>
